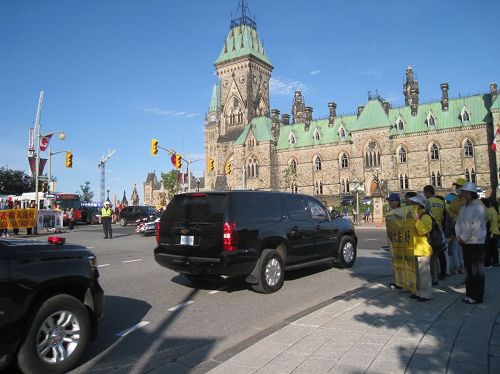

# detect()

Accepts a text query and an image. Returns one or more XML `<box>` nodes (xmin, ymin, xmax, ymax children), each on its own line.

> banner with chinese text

<box><xmin>0</xmin><ymin>209</ymin><xmax>37</xmax><ymax>229</ymax></box>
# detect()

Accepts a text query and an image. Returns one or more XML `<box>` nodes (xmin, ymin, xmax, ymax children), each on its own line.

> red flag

<box><xmin>491</xmin><ymin>143</ymin><xmax>497</xmax><ymax>152</ymax></box>
<box><xmin>39</xmin><ymin>134</ymin><xmax>53</xmax><ymax>151</ymax></box>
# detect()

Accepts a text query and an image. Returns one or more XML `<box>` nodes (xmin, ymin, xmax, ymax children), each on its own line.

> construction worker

<box><xmin>101</xmin><ymin>201</ymin><xmax>113</xmax><ymax>239</ymax></box>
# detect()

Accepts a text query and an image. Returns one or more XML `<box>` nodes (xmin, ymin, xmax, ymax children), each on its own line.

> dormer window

<box><xmin>426</xmin><ymin>112</ymin><xmax>436</xmax><ymax>127</ymax></box>
<box><xmin>289</xmin><ymin>133</ymin><xmax>296</xmax><ymax>145</ymax></box>
<box><xmin>460</xmin><ymin>106</ymin><xmax>471</xmax><ymax>122</ymax></box>
<box><xmin>314</xmin><ymin>156</ymin><xmax>322</xmax><ymax>171</ymax></box>
<box><xmin>313</xmin><ymin>129</ymin><xmax>321</xmax><ymax>142</ymax></box>
<box><xmin>396</xmin><ymin>116</ymin><xmax>405</xmax><ymax>131</ymax></box>
<box><xmin>339</xmin><ymin>126</ymin><xmax>346</xmax><ymax>138</ymax></box>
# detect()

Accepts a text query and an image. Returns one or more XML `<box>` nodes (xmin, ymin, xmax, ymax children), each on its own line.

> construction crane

<box><xmin>98</xmin><ymin>149</ymin><xmax>115</xmax><ymax>203</ymax></box>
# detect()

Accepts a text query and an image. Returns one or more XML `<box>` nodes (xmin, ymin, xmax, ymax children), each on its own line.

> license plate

<box><xmin>180</xmin><ymin>235</ymin><xmax>194</xmax><ymax>245</ymax></box>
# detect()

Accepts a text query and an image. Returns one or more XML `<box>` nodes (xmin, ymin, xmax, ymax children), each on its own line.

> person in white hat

<box><xmin>101</xmin><ymin>201</ymin><xmax>113</xmax><ymax>239</ymax></box>
<box><xmin>455</xmin><ymin>182</ymin><xmax>487</xmax><ymax>304</ymax></box>
<box><xmin>407</xmin><ymin>193</ymin><xmax>433</xmax><ymax>301</ymax></box>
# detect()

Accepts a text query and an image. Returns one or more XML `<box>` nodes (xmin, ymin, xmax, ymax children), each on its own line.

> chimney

<box><xmin>491</xmin><ymin>83</ymin><xmax>498</xmax><ymax>103</ymax></box>
<box><xmin>328</xmin><ymin>102</ymin><xmax>337</xmax><ymax>127</ymax></box>
<box><xmin>304</xmin><ymin>106</ymin><xmax>313</xmax><ymax>131</ymax></box>
<box><xmin>357</xmin><ymin>105</ymin><xmax>364</xmax><ymax>118</ymax></box>
<box><xmin>281</xmin><ymin>113</ymin><xmax>290</xmax><ymax>126</ymax></box>
<box><xmin>382</xmin><ymin>101</ymin><xmax>390</xmax><ymax>116</ymax></box>
<box><xmin>440</xmin><ymin>83</ymin><xmax>449</xmax><ymax>112</ymax></box>
<box><xmin>271</xmin><ymin>109</ymin><xmax>280</xmax><ymax>122</ymax></box>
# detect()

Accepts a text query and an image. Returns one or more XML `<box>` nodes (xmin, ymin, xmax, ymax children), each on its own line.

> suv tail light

<box><xmin>223</xmin><ymin>222</ymin><xmax>238</xmax><ymax>251</ymax></box>
<box><xmin>155</xmin><ymin>222</ymin><xmax>161</xmax><ymax>246</ymax></box>
<box><xmin>48</xmin><ymin>236</ymin><xmax>65</xmax><ymax>245</ymax></box>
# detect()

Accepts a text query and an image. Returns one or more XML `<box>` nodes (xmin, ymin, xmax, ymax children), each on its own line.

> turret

<box><xmin>440</xmin><ymin>83</ymin><xmax>449</xmax><ymax>112</ymax></box>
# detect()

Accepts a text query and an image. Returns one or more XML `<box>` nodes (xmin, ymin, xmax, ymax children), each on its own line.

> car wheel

<box><xmin>335</xmin><ymin>236</ymin><xmax>357</xmax><ymax>268</ymax></box>
<box><xmin>17</xmin><ymin>294</ymin><xmax>90</xmax><ymax>374</ymax></box>
<box><xmin>252</xmin><ymin>249</ymin><xmax>284</xmax><ymax>294</ymax></box>
<box><xmin>120</xmin><ymin>218</ymin><xmax>127</xmax><ymax>226</ymax></box>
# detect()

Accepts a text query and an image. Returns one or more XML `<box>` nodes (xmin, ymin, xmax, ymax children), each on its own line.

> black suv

<box><xmin>119</xmin><ymin>205</ymin><xmax>157</xmax><ymax>226</ymax></box>
<box><xmin>340</xmin><ymin>195</ymin><xmax>355</xmax><ymax>206</ymax></box>
<box><xmin>0</xmin><ymin>238</ymin><xmax>104</xmax><ymax>373</ymax></box>
<box><xmin>154</xmin><ymin>191</ymin><xmax>357</xmax><ymax>293</ymax></box>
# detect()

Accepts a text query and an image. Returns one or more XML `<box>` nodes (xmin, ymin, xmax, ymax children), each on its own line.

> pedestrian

<box><xmin>480</xmin><ymin>197</ymin><xmax>498</xmax><ymax>268</ymax></box>
<box><xmin>364</xmin><ymin>207</ymin><xmax>371</xmax><ymax>222</ymax></box>
<box><xmin>408</xmin><ymin>194</ymin><xmax>433</xmax><ymax>302</ymax></box>
<box><xmin>447</xmin><ymin>178</ymin><xmax>466</xmax><ymax>275</ymax></box>
<box><xmin>12</xmin><ymin>202</ymin><xmax>20</xmax><ymax>235</ymax></box>
<box><xmin>455</xmin><ymin>182</ymin><xmax>487</xmax><ymax>304</ymax></box>
<box><xmin>67</xmin><ymin>208</ymin><xmax>75</xmax><ymax>232</ymax></box>
<box><xmin>403</xmin><ymin>191</ymin><xmax>417</xmax><ymax>206</ymax></box>
<box><xmin>423</xmin><ymin>185</ymin><xmax>446</xmax><ymax>283</ymax></box>
<box><xmin>386</xmin><ymin>193</ymin><xmax>403</xmax><ymax>290</ymax></box>
<box><xmin>101</xmin><ymin>201</ymin><xmax>113</xmax><ymax>239</ymax></box>
<box><xmin>1</xmin><ymin>198</ymin><xmax>9</xmax><ymax>237</ymax></box>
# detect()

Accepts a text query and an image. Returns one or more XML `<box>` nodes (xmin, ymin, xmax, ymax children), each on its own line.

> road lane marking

<box><xmin>98</xmin><ymin>264</ymin><xmax>110</xmax><ymax>268</ymax></box>
<box><xmin>168</xmin><ymin>300</ymin><xmax>194</xmax><ymax>311</ymax></box>
<box><xmin>365</xmin><ymin>239</ymin><xmax>378</xmax><ymax>241</ymax></box>
<box><xmin>123</xmin><ymin>259</ymin><xmax>143</xmax><ymax>263</ymax></box>
<box><xmin>116</xmin><ymin>321</ymin><xmax>150</xmax><ymax>337</ymax></box>
<box><xmin>208</xmin><ymin>290</ymin><xmax>219</xmax><ymax>294</ymax></box>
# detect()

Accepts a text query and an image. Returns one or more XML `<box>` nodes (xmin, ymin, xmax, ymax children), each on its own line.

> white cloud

<box><xmin>270</xmin><ymin>77</ymin><xmax>309</xmax><ymax>96</ymax></box>
<box><xmin>310</xmin><ymin>70</ymin><xmax>320</xmax><ymax>75</ymax></box>
<box><xmin>143</xmin><ymin>107</ymin><xmax>199</xmax><ymax>118</ymax></box>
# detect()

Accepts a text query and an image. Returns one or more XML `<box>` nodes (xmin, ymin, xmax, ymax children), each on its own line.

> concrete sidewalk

<box><xmin>207</xmin><ymin>268</ymin><xmax>500</xmax><ymax>374</ymax></box>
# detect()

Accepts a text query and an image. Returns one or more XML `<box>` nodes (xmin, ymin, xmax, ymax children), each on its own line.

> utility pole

<box><xmin>33</xmin><ymin>90</ymin><xmax>44</xmax><ymax>209</ymax></box>
<box><xmin>98</xmin><ymin>149</ymin><xmax>116</xmax><ymax>203</ymax></box>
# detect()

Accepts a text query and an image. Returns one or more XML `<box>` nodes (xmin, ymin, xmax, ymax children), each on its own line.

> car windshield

<box><xmin>163</xmin><ymin>194</ymin><xmax>226</xmax><ymax>223</ymax></box>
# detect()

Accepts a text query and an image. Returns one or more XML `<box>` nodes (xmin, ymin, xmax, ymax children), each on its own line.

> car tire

<box><xmin>17</xmin><ymin>294</ymin><xmax>91</xmax><ymax>374</ymax></box>
<box><xmin>120</xmin><ymin>218</ymin><xmax>127</xmax><ymax>227</ymax></box>
<box><xmin>252</xmin><ymin>249</ymin><xmax>284</xmax><ymax>294</ymax></box>
<box><xmin>334</xmin><ymin>236</ymin><xmax>356</xmax><ymax>268</ymax></box>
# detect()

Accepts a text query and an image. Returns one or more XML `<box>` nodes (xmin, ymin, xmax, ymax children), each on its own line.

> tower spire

<box><xmin>230</xmin><ymin>0</ymin><xmax>256</xmax><ymax>30</ymax></box>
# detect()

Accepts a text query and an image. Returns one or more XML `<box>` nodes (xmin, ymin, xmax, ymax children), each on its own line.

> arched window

<box><xmin>397</xmin><ymin>119</ymin><xmax>405</xmax><ymax>131</ymax></box>
<box><xmin>437</xmin><ymin>171</ymin><xmax>442</xmax><ymax>187</ymax></box>
<box><xmin>289</xmin><ymin>134</ymin><xmax>296</xmax><ymax>145</ymax></box>
<box><xmin>376</xmin><ymin>152</ymin><xmax>380</xmax><ymax>166</ymax></box>
<box><xmin>461</xmin><ymin>108</ymin><xmax>470</xmax><ymax>122</ymax></box>
<box><xmin>464</xmin><ymin>140</ymin><xmax>473</xmax><ymax>157</ymax></box>
<box><xmin>430</xmin><ymin>143</ymin><xmax>439</xmax><ymax>160</ymax></box>
<box><xmin>399</xmin><ymin>147</ymin><xmax>407</xmax><ymax>163</ymax></box>
<box><xmin>431</xmin><ymin>172</ymin><xmax>436</xmax><ymax>187</ymax></box>
<box><xmin>346</xmin><ymin>179</ymin><xmax>350</xmax><ymax>192</ymax></box>
<box><xmin>237</xmin><ymin>110</ymin><xmax>243</xmax><ymax>124</ymax></box>
<box><xmin>399</xmin><ymin>174</ymin><xmax>404</xmax><ymax>190</ymax></box>
<box><xmin>313</xmin><ymin>130</ymin><xmax>321</xmax><ymax>141</ymax></box>
<box><xmin>339</xmin><ymin>128</ymin><xmax>346</xmax><ymax>137</ymax></box>
<box><xmin>314</xmin><ymin>156</ymin><xmax>322</xmax><ymax>171</ymax></box>
<box><xmin>290</xmin><ymin>159</ymin><xmax>297</xmax><ymax>173</ymax></box>
<box><xmin>291</xmin><ymin>182</ymin><xmax>298</xmax><ymax>193</ymax></box>
<box><xmin>405</xmin><ymin>174</ymin><xmax>409</xmax><ymax>189</ymax></box>
<box><xmin>427</xmin><ymin>113</ymin><xmax>436</xmax><ymax>127</ymax></box>
<box><xmin>319</xmin><ymin>182</ymin><xmax>323</xmax><ymax>194</ymax></box>
<box><xmin>369</xmin><ymin>153</ymin><xmax>373</xmax><ymax>167</ymax></box>
<box><xmin>471</xmin><ymin>169</ymin><xmax>476</xmax><ymax>184</ymax></box>
<box><xmin>465</xmin><ymin>169</ymin><xmax>470</xmax><ymax>182</ymax></box>
<box><xmin>341</xmin><ymin>153</ymin><xmax>349</xmax><ymax>168</ymax></box>
<box><xmin>365</xmin><ymin>153</ymin><xmax>369</xmax><ymax>166</ymax></box>
<box><xmin>247</xmin><ymin>156</ymin><xmax>258</xmax><ymax>178</ymax></box>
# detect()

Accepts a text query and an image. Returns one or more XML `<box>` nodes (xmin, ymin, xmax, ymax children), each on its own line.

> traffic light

<box><xmin>208</xmin><ymin>158</ymin><xmax>214</xmax><ymax>172</ymax></box>
<box><xmin>151</xmin><ymin>138</ymin><xmax>158</xmax><ymax>156</ymax></box>
<box><xmin>225</xmin><ymin>161</ymin><xmax>231</xmax><ymax>175</ymax></box>
<box><xmin>171</xmin><ymin>153</ymin><xmax>182</xmax><ymax>169</ymax></box>
<box><xmin>65</xmin><ymin>151</ymin><xmax>73</xmax><ymax>168</ymax></box>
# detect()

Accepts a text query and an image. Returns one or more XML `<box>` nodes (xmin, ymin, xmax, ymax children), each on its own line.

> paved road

<box><xmin>45</xmin><ymin>224</ymin><xmax>392</xmax><ymax>373</ymax></box>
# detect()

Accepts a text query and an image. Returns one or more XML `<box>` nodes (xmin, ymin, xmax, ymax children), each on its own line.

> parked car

<box><xmin>0</xmin><ymin>237</ymin><xmax>104</xmax><ymax>373</ymax></box>
<box><xmin>119</xmin><ymin>205</ymin><xmax>158</xmax><ymax>226</ymax></box>
<box><xmin>340</xmin><ymin>195</ymin><xmax>355</xmax><ymax>206</ymax></box>
<box><xmin>361</xmin><ymin>196</ymin><xmax>373</xmax><ymax>205</ymax></box>
<box><xmin>154</xmin><ymin>191</ymin><xmax>357</xmax><ymax>293</ymax></box>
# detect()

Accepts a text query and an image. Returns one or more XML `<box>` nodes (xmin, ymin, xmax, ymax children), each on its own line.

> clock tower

<box><xmin>204</xmin><ymin>0</ymin><xmax>273</xmax><ymax>190</ymax></box>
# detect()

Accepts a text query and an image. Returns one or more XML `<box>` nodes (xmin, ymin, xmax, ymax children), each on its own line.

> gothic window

<box><xmin>400</xmin><ymin>173</ymin><xmax>409</xmax><ymax>190</ymax></box>
<box><xmin>465</xmin><ymin>168</ymin><xmax>470</xmax><ymax>182</ymax></box>
<box><xmin>471</xmin><ymin>169</ymin><xmax>476</xmax><ymax>184</ymax></box>
<box><xmin>291</xmin><ymin>182</ymin><xmax>298</xmax><ymax>193</ymax></box>
<box><xmin>320</xmin><ymin>182</ymin><xmax>323</xmax><ymax>194</ymax></box>
<box><xmin>247</xmin><ymin>156</ymin><xmax>258</xmax><ymax>178</ymax></box>
<box><xmin>365</xmin><ymin>153</ymin><xmax>369</xmax><ymax>166</ymax></box>
<box><xmin>397</xmin><ymin>119</ymin><xmax>405</xmax><ymax>131</ymax></box>
<box><xmin>314</xmin><ymin>156</ymin><xmax>322</xmax><ymax>171</ymax></box>
<box><xmin>346</xmin><ymin>179</ymin><xmax>350</xmax><ymax>192</ymax></box>
<box><xmin>431</xmin><ymin>172</ymin><xmax>436</xmax><ymax>187</ymax></box>
<box><xmin>340</xmin><ymin>153</ymin><xmax>349</xmax><ymax>168</ymax></box>
<box><xmin>437</xmin><ymin>171</ymin><xmax>442</xmax><ymax>187</ymax></box>
<box><xmin>232</xmin><ymin>97</ymin><xmax>239</xmax><ymax>109</ymax></box>
<box><xmin>376</xmin><ymin>151</ymin><xmax>380</xmax><ymax>166</ymax></box>
<box><xmin>369</xmin><ymin>153</ymin><xmax>373</xmax><ymax>167</ymax></box>
<box><xmin>339</xmin><ymin>127</ymin><xmax>346</xmax><ymax>138</ymax></box>
<box><xmin>289</xmin><ymin>133</ymin><xmax>296</xmax><ymax>145</ymax></box>
<box><xmin>464</xmin><ymin>140</ymin><xmax>473</xmax><ymax>157</ymax></box>
<box><xmin>341</xmin><ymin>179</ymin><xmax>345</xmax><ymax>193</ymax></box>
<box><xmin>427</xmin><ymin>112</ymin><xmax>436</xmax><ymax>127</ymax></box>
<box><xmin>461</xmin><ymin>107</ymin><xmax>470</xmax><ymax>122</ymax></box>
<box><xmin>405</xmin><ymin>174</ymin><xmax>409</xmax><ymax>189</ymax></box>
<box><xmin>238</xmin><ymin>110</ymin><xmax>243</xmax><ymax>124</ymax></box>
<box><xmin>313</xmin><ymin>129</ymin><xmax>321</xmax><ymax>141</ymax></box>
<box><xmin>290</xmin><ymin>159</ymin><xmax>297</xmax><ymax>173</ymax></box>
<box><xmin>430</xmin><ymin>143</ymin><xmax>439</xmax><ymax>161</ymax></box>
<box><xmin>399</xmin><ymin>147</ymin><xmax>407</xmax><ymax>163</ymax></box>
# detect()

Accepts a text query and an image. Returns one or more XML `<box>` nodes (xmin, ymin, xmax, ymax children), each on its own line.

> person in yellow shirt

<box><xmin>447</xmin><ymin>178</ymin><xmax>466</xmax><ymax>274</ymax></box>
<box><xmin>408</xmin><ymin>194</ymin><xmax>433</xmax><ymax>301</ymax></box>
<box><xmin>101</xmin><ymin>201</ymin><xmax>113</xmax><ymax>239</ymax></box>
<box><xmin>482</xmin><ymin>197</ymin><xmax>499</xmax><ymax>267</ymax></box>
<box><xmin>423</xmin><ymin>185</ymin><xmax>446</xmax><ymax>283</ymax></box>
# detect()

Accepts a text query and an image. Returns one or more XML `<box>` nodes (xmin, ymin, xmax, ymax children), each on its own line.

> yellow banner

<box><xmin>386</xmin><ymin>206</ymin><xmax>417</xmax><ymax>293</ymax></box>
<box><xmin>0</xmin><ymin>208</ymin><xmax>37</xmax><ymax>230</ymax></box>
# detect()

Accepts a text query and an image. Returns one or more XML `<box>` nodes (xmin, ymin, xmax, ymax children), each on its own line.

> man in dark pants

<box><xmin>101</xmin><ymin>201</ymin><xmax>113</xmax><ymax>239</ymax></box>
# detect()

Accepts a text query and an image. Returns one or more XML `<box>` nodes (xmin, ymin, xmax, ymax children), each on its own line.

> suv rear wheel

<box><xmin>17</xmin><ymin>294</ymin><xmax>90</xmax><ymax>374</ymax></box>
<box><xmin>335</xmin><ymin>236</ymin><xmax>356</xmax><ymax>268</ymax></box>
<box><xmin>120</xmin><ymin>218</ymin><xmax>127</xmax><ymax>226</ymax></box>
<box><xmin>252</xmin><ymin>249</ymin><xmax>284</xmax><ymax>294</ymax></box>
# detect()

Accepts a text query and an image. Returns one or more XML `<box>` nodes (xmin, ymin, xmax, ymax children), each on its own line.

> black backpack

<box><xmin>425</xmin><ymin>213</ymin><xmax>448</xmax><ymax>254</ymax></box>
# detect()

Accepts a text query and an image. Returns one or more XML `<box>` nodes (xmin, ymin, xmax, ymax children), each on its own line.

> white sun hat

<box><xmin>460</xmin><ymin>182</ymin><xmax>477</xmax><ymax>193</ymax></box>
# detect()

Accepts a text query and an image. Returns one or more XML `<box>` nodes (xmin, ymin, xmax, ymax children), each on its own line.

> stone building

<box><xmin>203</xmin><ymin>1</ymin><xmax>500</xmax><ymax>203</ymax></box>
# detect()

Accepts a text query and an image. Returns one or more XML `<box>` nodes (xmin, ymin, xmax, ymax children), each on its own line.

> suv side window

<box><xmin>305</xmin><ymin>198</ymin><xmax>329</xmax><ymax>222</ymax></box>
<box><xmin>283</xmin><ymin>195</ymin><xmax>311</xmax><ymax>221</ymax></box>
<box><xmin>232</xmin><ymin>193</ymin><xmax>282</xmax><ymax>222</ymax></box>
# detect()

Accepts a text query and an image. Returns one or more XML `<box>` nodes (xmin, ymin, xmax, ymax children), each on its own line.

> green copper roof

<box><xmin>235</xmin><ymin>116</ymin><xmax>274</xmax><ymax>144</ymax></box>
<box><xmin>351</xmin><ymin>99</ymin><xmax>391</xmax><ymax>130</ymax></box>
<box><xmin>491</xmin><ymin>95</ymin><xmax>500</xmax><ymax>111</ymax></box>
<box><xmin>215</xmin><ymin>25</ymin><xmax>272</xmax><ymax>66</ymax></box>
<box><xmin>208</xmin><ymin>83</ymin><xmax>220</xmax><ymax>112</ymax></box>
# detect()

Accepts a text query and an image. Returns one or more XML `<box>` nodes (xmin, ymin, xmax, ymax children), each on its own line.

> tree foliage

<box><xmin>0</xmin><ymin>167</ymin><xmax>34</xmax><ymax>195</ymax></box>
<box><xmin>80</xmin><ymin>181</ymin><xmax>94</xmax><ymax>202</ymax></box>
<box><xmin>281</xmin><ymin>165</ymin><xmax>297</xmax><ymax>191</ymax></box>
<box><xmin>160</xmin><ymin>170</ymin><xmax>180</xmax><ymax>201</ymax></box>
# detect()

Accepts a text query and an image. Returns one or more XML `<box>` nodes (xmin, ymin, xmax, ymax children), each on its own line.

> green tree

<box><xmin>281</xmin><ymin>165</ymin><xmax>297</xmax><ymax>191</ymax></box>
<box><xmin>0</xmin><ymin>167</ymin><xmax>34</xmax><ymax>195</ymax></box>
<box><xmin>160</xmin><ymin>170</ymin><xmax>180</xmax><ymax>201</ymax></box>
<box><xmin>80</xmin><ymin>181</ymin><xmax>94</xmax><ymax>202</ymax></box>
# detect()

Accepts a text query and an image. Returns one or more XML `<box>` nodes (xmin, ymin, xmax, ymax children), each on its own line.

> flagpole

<box><xmin>34</xmin><ymin>91</ymin><xmax>44</xmax><ymax>211</ymax></box>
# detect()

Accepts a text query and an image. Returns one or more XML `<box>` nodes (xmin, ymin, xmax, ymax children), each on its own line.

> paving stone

<box><xmin>366</xmin><ymin>358</ymin><xmax>408</xmax><ymax>374</ymax></box>
<box><xmin>287</xmin><ymin>333</ymin><xmax>332</xmax><ymax>355</ymax></box>
<box><xmin>255</xmin><ymin>351</ymin><xmax>308</xmax><ymax>374</ymax></box>
<box><xmin>328</xmin><ymin>362</ymin><xmax>369</xmax><ymax>373</ymax></box>
<box><xmin>291</xmin><ymin>357</ymin><xmax>336</xmax><ymax>373</ymax></box>
<box><xmin>219</xmin><ymin>341</ymin><xmax>288</xmax><ymax>369</ymax></box>
<box><xmin>207</xmin><ymin>362</ymin><xmax>256</xmax><ymax>374</ymax></box>
<box><xmin>447</xmin><ymin>361</ymin><xmax>488</xmax><ymax>374</ymax></box>
<box><xmin>337</xmin><ymin>344</ymin><xmax>383</xmax><ymax>367</ymax></box>
<box><xmin>262</xmin><ymin>324</ymin><xmax>315</xmax><ymax>346</ymax></box>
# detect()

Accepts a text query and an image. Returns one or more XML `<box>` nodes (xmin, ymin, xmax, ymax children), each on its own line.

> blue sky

<box><xmin>1</xmin><ymin>0</ymin><xmax>499</xmax><ymax>202</ymax></box>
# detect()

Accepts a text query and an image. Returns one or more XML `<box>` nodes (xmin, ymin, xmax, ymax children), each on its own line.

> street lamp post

<box><xmin>48</xmin><ymin>146</ymin><xmax>70</xmax><ymax>192</ymax></box>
